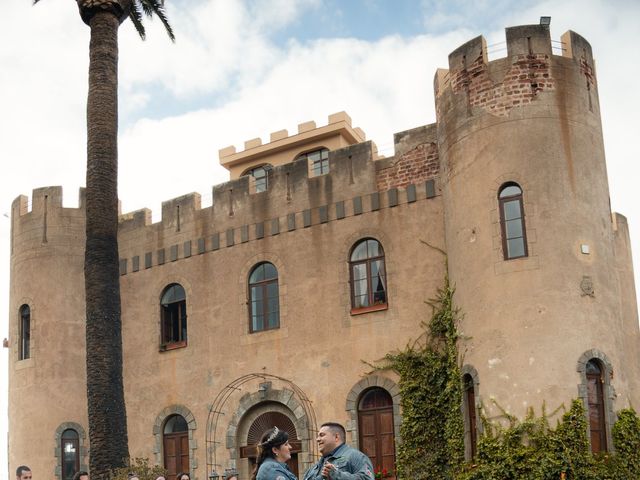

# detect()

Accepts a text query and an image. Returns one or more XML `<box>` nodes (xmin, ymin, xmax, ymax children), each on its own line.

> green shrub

<box><xmin>109</xmin><ymin>458</ymin><xmax>167</xmax><ymax>480</ymax></box>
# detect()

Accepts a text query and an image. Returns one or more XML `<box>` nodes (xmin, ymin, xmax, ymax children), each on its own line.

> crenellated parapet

<box><xmin>11</xmin><ymin>119</ymin><xmax>441</xmax><ymax>276</ymax></box>
<box><xmin>434</xmin><ymin>25</ymin><xmax>596</xmax><ymax>119</ymax></box>
<box><xmin>218</xmin><ymin>111</ymin><xmax>371</xmax><ymax>179</ymax></box>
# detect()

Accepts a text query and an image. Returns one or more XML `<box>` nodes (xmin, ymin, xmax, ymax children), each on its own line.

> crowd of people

<box><xmin>15</xmin><ymin>421</ymin><xmax>375</xmax><ymax>480</ymax></box>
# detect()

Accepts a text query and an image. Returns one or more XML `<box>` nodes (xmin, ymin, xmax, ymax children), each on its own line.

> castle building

<box><xmin>8</xmin><ymin>24</ymin><xmax>640</xmax><ymax>480</ymax></box>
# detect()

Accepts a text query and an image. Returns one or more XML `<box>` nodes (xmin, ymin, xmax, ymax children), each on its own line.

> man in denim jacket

<box><xmin>303</xmin><ymin>423</ymin><xmax>374</xmax><ymax>480</ymax></box>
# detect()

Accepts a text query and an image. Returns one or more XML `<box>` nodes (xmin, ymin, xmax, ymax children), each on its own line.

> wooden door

<box><xmin>586</xmin><ymin>361</ymin><xmax>607</xmax><ymax>452</ymax></box>
<box><xmin>164</xmin><ymin>432</ymin><xmax>189</xmax><ymax>479</ymax></box>
<box><xmin>358</xmin><ymin>388</ymin><xmax>396</xmax><ymax>478</ymax></box>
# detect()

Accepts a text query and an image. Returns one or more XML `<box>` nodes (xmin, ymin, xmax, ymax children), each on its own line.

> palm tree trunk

<box><xmin>84</xmin><ymin>8</ymin><xmax>129</xmax><ymax>479</ymax></box>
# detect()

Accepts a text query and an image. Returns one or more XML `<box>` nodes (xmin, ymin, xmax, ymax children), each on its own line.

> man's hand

<box><xmin>321</xmin><ymin>462</ymin><xmax>336</xmax><ymax>478</ymax></box>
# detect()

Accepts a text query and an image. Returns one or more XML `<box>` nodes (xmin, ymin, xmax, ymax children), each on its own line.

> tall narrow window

<box><xmin>499</xmin><ymin>183</ymin><xmax>528</xmax><ymax>260</ymax></box>
<box><xmin>242</xmin><ymin>164</ymin><xmax>272</xmax><ymax>193</ymax></box>
<box><xmin>358</xmin><ymin>388</ymin><xmax>396</xmax><ymax>478</ymax></box>
<box><xmin>350</xmin><ymin>239</ymin><xmax>387</xmax><ymax>312</ymax></box>
<box><xmin>61</xmin><ymin>429</ymin><xmax>79</xmax><ymax>480</ymax></box>
<box><xmin>163</xmin><ymin>415</ymin><xmax>189</xmax><ymax>480</ymax></box>
<box><xmin>19</xmin><ymin>304</ymin><xmax>31</xmax><ymax>360</ymax></box>
<box><xmin>463</xmin><ymin>374</ymin><xmax>478</xmax><ymax>459</ymax></box>
<box><xmin>298</xmin><ymin>148</ymin><xmax>330</xmax><ymax>176</ymax></box>
<box><xmin>249</xmin><ymin>262</ymin><xmax>279</xmax><ymax>333</ymax></box>
<box><xmin>586</xmin><ymin>359</ymin><xmax>608</xmax><ymax>452</ymax></box>
<box><xmin>161</xmin><ymin>284</ymin><xmax>187</xmax><ymax>349</ymax></box>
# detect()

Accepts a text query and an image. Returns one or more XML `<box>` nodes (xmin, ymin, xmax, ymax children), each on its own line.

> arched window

<box><xmin>249</xmin><ymin>262</ymin><xmax>279</xmax><ymax>333</ymax></box>
<box><xmin>358</xmin><ymin>388</ymin><xmax>395</xmax><ymax>477</ymax></box>
<box><xmin>161</xmin><ymin>284</ymin><xmax>187</xmax><ymax>349</ymax></box>
<box><xmin>163</xmin><ymin>415</ymin><xmax>189</xmax><ymax>479</ymax></box>
<box><xmin>462</xmin><ymin>374</ymin><xmax>478</xmax><ymax>459</ymax></box>
<box><xmin>498</xmin><ymin>183</ymin><xmax>528</xmax><ymax>260</ymax></box>
<box><xmin>586</xmin><ymin>359</ymin><xmax>608</xmax><ymax>452</ymax></box>
<box><xmin>61</xmin><ymin>429</ymin><xmax>79</xmax><ymax>480</ymax></box>
<box><xmin>297</xmin><ymin>148</ymin><xmax>329</xmax><ymax>176</ymax></box>
<box><xmin>350</xmin><ymin>239</ymin><xmax>387</xmax><ymax>312</ymax></box>
<box><xmin>242</xmin><ymin>164</ymin><xmax>272</xmax><ymax>193</ymax></box>
<box><xmin>19</xmin><ymin>304</ymin><xmax>31</xmax><ymax>360</ymax></box>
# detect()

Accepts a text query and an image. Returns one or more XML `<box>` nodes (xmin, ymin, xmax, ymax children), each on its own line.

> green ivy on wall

<box><xmin>374</xmin><ymin>273</ymin><xmax>640</xmax><ymax>480</ymax></box>
<box><xmin>376</xmin><ymin>275</ymin><xmax>464</xmax><ymax>479</ymax></box>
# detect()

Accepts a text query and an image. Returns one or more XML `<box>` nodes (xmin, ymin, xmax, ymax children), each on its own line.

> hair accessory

<box><xmin>266</xmin><ymin>426</ymin><xmax>280</xmax><ymax>443</ymax></box>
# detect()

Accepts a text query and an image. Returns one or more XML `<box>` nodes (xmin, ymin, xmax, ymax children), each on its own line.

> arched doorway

<box><xmin>358</xmin><ymin>388</ymin><xmax>396</xmax><ymax>477</ymax></box>
<box><xmin>240</xmin><ymin>411</ymin><xmax>301</xmax><ymax>477</ymax></box>
<box><xmin>163</xmin><ymin>414</ymin><xmax>189</xmax><ymax>479</ymax></box>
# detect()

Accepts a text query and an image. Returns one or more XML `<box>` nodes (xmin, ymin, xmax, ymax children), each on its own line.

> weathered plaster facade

<box><xmin>8</xmin><ymin>24</ymin><xmax>640</xmax><ymax>480</ymax></box>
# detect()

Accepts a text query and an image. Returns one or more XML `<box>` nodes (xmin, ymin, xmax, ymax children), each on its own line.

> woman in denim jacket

<box><xmin>252</xmin><ymin>427</ymin><xmax>298</xmax><ymax>480</ymax></box>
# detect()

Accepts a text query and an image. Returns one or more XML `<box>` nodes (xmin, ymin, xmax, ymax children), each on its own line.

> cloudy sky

<box><xmin>1</xmin><ymin>0</ymin><xmax>638</xmax><ymax>477</ymax></box>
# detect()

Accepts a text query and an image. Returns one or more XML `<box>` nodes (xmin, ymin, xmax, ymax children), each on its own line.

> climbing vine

<box><xmin>375</xmin><ymin>272</ymin><xmax>640</xmax><ymax>480</ymax></box>
<box><xmin>376</xmin><ymin>275</ymin><xmax>464</xmax><ymax>479</ymax></box>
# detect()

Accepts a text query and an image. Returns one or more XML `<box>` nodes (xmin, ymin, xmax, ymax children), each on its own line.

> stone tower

<box><xmin>435</xmin><ymin>24</ymin><xmax>640</xmax><ymax>445</ymax></box>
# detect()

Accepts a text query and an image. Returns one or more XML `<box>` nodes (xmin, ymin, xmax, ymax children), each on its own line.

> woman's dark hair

<box><xmin>250</xmin><ymin>427</ymin><xmax>289</xmax><ymax>480</ymax></box>
<box><xmin>177</xmin><ymin>473</ymin><xmax>190</xmax><ymax>480</ymax></box>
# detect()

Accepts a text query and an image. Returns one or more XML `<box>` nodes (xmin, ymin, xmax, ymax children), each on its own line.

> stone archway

<box><xmin>152</xmin><ymin>405</ymin><xmax>198</xmax><ymax>478</ymax></box>
<box><xmin>345</xmin><ymin>375</ymin><xmax>401</xmax><ymax>450</ymax></box>
<box><xmin>206</xmin><ymin>374</ymin><xmax>317</xmax><ymax>479</ymax></box>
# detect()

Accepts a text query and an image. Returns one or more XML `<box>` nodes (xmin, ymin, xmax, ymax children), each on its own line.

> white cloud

<box><xmin>2</xmin><ymin>1</ymin><xmax>640</xmax><ymax>478</ymax></box>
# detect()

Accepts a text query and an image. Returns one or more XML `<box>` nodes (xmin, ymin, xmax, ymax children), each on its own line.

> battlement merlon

<box><xmin>218</xmin><ymin>111</ymin><xmax>368</xmax><ymax>179</ymax></box>
<box><xmin>434</xmin><ymin>26</ymin><xmax>594</xmax><ymax>94</ymax></box>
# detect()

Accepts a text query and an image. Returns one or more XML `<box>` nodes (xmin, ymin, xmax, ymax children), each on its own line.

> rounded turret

<box><xmin>8</xmin><ymin>187</ymin><xmax>89</xmax><ymax>477</ymax></box>
<box><xmin>436</xmin><ymin>24</ymin><xmax>640</xmax><ymax>429</ymax></box>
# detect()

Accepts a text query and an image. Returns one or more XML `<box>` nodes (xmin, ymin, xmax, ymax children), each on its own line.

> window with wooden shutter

<box><xmin>586</xmin><ymin>360</ymin><xmax>608</xmax><ymax>452</ymax></box>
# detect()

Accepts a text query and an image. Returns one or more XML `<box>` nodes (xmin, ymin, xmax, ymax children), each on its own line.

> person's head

<box><xmin>177</xmin><ymin>472</ymin><xmax>190</xmax><ymax>480</ymax></box>
<box><xmin>16</xmin><ymin>466</ymin><xmax>32</xmax><ymax>480</ymax></box>
<box><xmin>127</xmin><ymin>473</ymin><xmax>139</xmax><ymax>480</ymax></box>
<box><xmin>72</xmin><ymin>471</ymin><xmax>89</xmax><ymax>480</ymax></box>
<box><xmin>155</xmin><ymin>476</ymin><xmax>166</xmax><ymax>480</ymax></box>
<box><xmin>317</xmin><ymin>422</ymin><xmax>346</xmax><ymax>456</ymax></box>
<box><xmin>250</xmin><ymin>427</ymin><xmax>291</xmax><ymax>480</ymax></box>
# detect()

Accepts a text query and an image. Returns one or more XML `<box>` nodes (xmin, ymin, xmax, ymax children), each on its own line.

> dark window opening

<box><xmin>463</xmin><ymin>374</ymin><xmax>478</xmax><ymax>459</ymax></box>
<box><xmin>242</xmin><ymin>164</ymin><xmax>272</xmax><ymax>193</ymax></box>
<box><xmin>19</xmin><ymin>304</ymin><xmax>30</xmax><ymax>360</ymax></box>
<box><xmin>161</xmin><ymin>284</ymin><xmax>187</xmax><ymax>349</ymax></box>
<box><xmin>249</xmin><ymin>262</ymin><xmax>280</xmax><ymax>333</ymax></box>
<box><xmin>298</xmin><ymin>148</ymin><xmax>330</xmax><ymax>176</ymax></box>
<box><xmin>350</xmin><ymin>239</ymin><xmax>387</xmax><ymax>312</ymax></box>
<box><xmin>61</xmin><ymin>429</ymin><xmax>79</xmax><ymax>480</ymax></box>
<box><xmin>499</xmin><ymin>183</ymin><xmax>528</xmax><ymax>260</ymax></box>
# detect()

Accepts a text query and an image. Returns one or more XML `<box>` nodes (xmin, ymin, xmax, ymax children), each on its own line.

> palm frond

<box><xmin>128</xmin><ymin>2</ymin><xmax>147</xmax><ymax>41</ymax></box>
<box><xmin>137</xmin><ymin>0</ymin><xmax>175</xmax><ymax>42</ymax></box>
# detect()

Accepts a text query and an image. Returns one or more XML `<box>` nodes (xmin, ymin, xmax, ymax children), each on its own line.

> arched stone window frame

<box><xmin>577</xmin><ymin>349</ymin><xmax>616</xmax><ymax>452</ymax></box>
<box><xmin>153</xmin><ymin>405</ymin><xmax>198</xmax><ymax>476</ymax></box>
<box><xmin>54</xmin><ymin>422</ymin><xmax>88</xmax><ymax>480</ymax></box>
<box><xmin>460</xmin><ymin>365</ymin><xmax>482</xmax><ymax>460</ymax></box>
<box><xmin>345</xmin><ymin>375</ymin><xmax>401</xmax><ymax>451</ymax></box>
<box><xmin>224</xmin><ymin>387</ymin><xmax>311</xmax><ymax>476</ymax></box>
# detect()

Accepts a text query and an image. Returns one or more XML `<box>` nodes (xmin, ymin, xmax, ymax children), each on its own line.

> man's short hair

<box><xmin>73</xmin><ymin>471</ymin><xmax>89</xmax><ymax>480</ymax></box>
<box><xmin>16</xmin><ymin>466</ymin><xmax>31</xmax><ymax>478</ymax></box>
<box><xmin>321</xmin><ymin>422</ymin><xmax>346</xmax><ymax>442</ymax></box>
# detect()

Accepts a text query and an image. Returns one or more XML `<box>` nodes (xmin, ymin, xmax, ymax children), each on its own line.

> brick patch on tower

<box><xmin>376</xmin><ymin>143</ymin><xmax>440</xmax><ymax>191</ymax></box>
<box><xmin>451</xmin><ymin>53</ymin><xmax>555</xmax><ymax>117</ymax></box>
